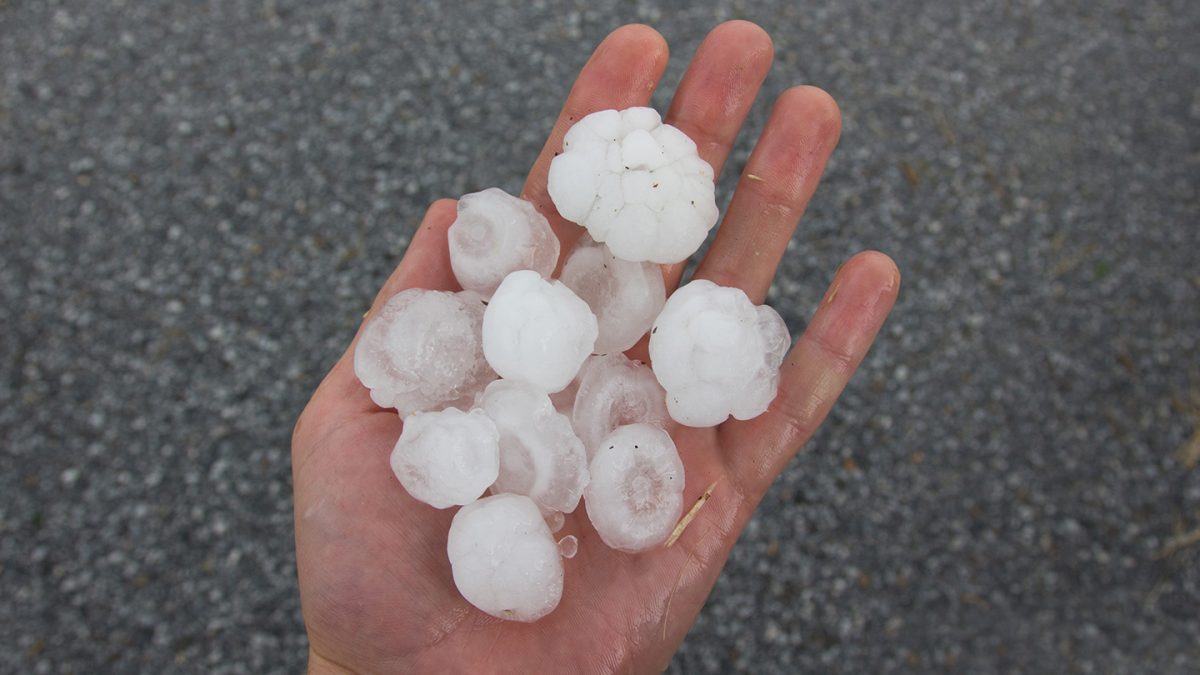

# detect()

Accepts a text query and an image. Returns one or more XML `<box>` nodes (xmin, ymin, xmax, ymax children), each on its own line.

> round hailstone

<box><xmin>354</xmin><ymin>289</ymin><xmax>495</xmax><ymax>417</ymax></box>
<box><xmin>546</xmin><ymin>107</ymin><xmax>719</xmax><ymax>264</ymax></box>
<box><xmin>481</xmin><ymin>270</ymin><xmax>598</xmax><ymax>393</ymax></box>
<box><xmin>584</xmin><ymin>424</ymin><xmax>685</xmax><ymax>552</ymax></box>
<box><xmin>447</xmin><ymin>494</ymin><xmax>564</xmax><ymax>622</ymax></box>
<box><xmin>448</xmin><ymin>188</ymin><xmax>560</xmax><ymax>300</ymax></box>
<box><xmin>572</xmin><ymin>353</ymin><xmax>670</xmax><ymax>460</ymax></box>
<box><xmin>390</xmin><ymin>408</ymin><xmax>499</xmax><ymax>509</ymax></box>
<box><xmin>559</xmin><ymin>234</ymin><xmax>666</xmax><ymax>354</ymax></box>
<box><xmin>476</xmin><ymin>379</ymin><xmax>589</xmax><ymax>515</ymax></box>
<box><xmin>648</xmin><ymin>280</ymin><xmax>790</xmax><ymax>427</ymax></box>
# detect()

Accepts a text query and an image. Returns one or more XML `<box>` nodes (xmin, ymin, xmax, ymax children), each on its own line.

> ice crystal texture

<box><xmin>547</xmin><ymin>107</ymin><xmax>719</xmax><ymax>264</ymax></box>
<box><xmin>584</xmin><ymin>424</ymin><xmax>685</xmax><ymax>552</ymax></box>
<box><xmin>390</xmin><ymin>408</ymin><xmax>500</xmax><ymax>509</ymax></box>
<box><xmin>447</xmin><ymin>494</ymin><xmax>564</xmax><ymax>622</ymax></box>
<box><xmin>559</xmin><ymin>234</ymin><xmax>666</xmax><ymax>354</ymax></box>
<box><xmin>572</xmin><ymin>353</ymin><xmax>670</xmax><ymax>459</ymax></box>
<box><xmin>481</xmin><ymin>270</ymin><xmax>598</xmax><ymax>393</ymax></box>
<box><xmin>477</xmin><ymin>379</ymin><xmax>589</xmax><ymax>515</ymax></box>
<box><xmin>448</xmin><ymin>188</ymin><xmax>560</xmax><ymax>300</ymax></box>
<box><xmin>354</xmin><ymin>289</ymin><xmax>495</xmax><ymax>416</ymax></box>
<box><xmin>648</xmin><ymin>279</ymin><xmax>790</xmax><ymax>427</ymax></box>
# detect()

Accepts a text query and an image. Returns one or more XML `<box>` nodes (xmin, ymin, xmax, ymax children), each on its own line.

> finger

<box><xmin>666</xmin><ymin>20</ymin><xmax>774</xmax><ymax>179</ymax></box>
<box><xmin>304</xmin><ymin>200</ymin><xmax>460</xmax><ymax>420</ymax></box>
<box><xmin>522</xmin><ymin>24</ymin><xmax>670</xmax><ymax>247</ymax></box>
<box><xmin>366</xmin><ymin>198</ymin><xmax>460</xmax><ymax>313</ymax></box>
<box><xmin>659</xmin><ymin>20</ymin><xmax>774</xmax><ymax>288</ymax></box>
<box><xmin>686</xmin><ymin>86</ymin><xmax>842</xmax><ymax>301</ymax></box>
<box><xmin>721</xmin><ymin>251</ymin><xmax>900</xmax><ymax>494</ymax></box>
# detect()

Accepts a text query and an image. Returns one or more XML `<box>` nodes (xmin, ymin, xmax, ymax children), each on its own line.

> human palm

<box><xmin>293</xmin><ymin>21</ymin><xmax>899</xmax><ymax>674</ymax></box>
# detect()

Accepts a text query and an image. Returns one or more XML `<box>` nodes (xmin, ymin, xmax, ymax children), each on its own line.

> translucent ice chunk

<box><xmin>447</xmin><ymin>494</ymin><xmax>564</xmax><ymax>622</ymax></box>
<box><xmin>448</xmin><ymin>188</ymin><xmax>560</xmax><ymax>300</ymax></box>
<box><xmin>584</xmin><ymin>424</ymin><xmax>684</xmax><ymax>552</ymax></box>
<box><xmin>481</xmin><ymin>270</ymin><xmax>598</xmax><ymax>393</ymax></box>
<box><xmin>648</xmin><ymin>280</ymin><xmax>790</xmax><ymax>427</ymax></box>
<box><xmin>477</xmin><ymin>379</ymin><xmax>589</xmax><ymax>515</ymax></box>
<box><xmin>390</xmin><ymin>408</ymin><xmax>500</xmax><ymax>509</ymax></box>
<box><xmin>557</xmin><ymin>535</ymin><xmax>578</xmax><ymax>559</ymax></box>
<box><xmin>572</xmin><ymin>353</ymin><xmax>670</xmax><ymax>460</ymax></box>
<box><xmin>547</xmin><ymin>107</ymin><xmax>718</xmax><ymax>264</ymax></box>
<box><xmin>559</xmin><ymin>234</ymin><xmax>666</xmax><ymax>354</ymax></box>
<box><xmin>354</xmin><ymin>289</ymin><xmax>495</xmax><ymax>417</ymax></box>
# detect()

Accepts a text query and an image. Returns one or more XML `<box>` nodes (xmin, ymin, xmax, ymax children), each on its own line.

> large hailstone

<box><xmin>448</xmin><ymin>188</ymin><xmax>560</xmax><ymax>300</ymax></box>
<box><xmin>584</xmin><ymin>424</ymin><xmax>685</xmax><ymax>552</ymax></box>
<box><xmin>559</xmin><ymin>234</ymin><xmax>666</xmax><ymax>354</ymax></box>
<box><xmin>649</xmin><ymin>280</ymin><xmax>790</xmax><ymax>427</ymax></box>
<box><xmin>481</xmin><ymin>270</ymin><xmax>598</xmax><ymax>393</ymax></box>
<box><xmin>547</xmin><ymin>107</ymin><xmax>719</xmax><ymax>264</ymax></box>
<box><xmin>572</xmin><ymin>353</ymin><xmax>670</xmax><ymax>460</ymax></box>
<box><xmin>389</xmin><ymin>408</ymin><xmax>500</xmax><ymax>509</ymax></box>
<box><xmin>355</xmin><ymin>289</ymin><xmax>495</xmax><ymax>416</ymax></box>
<box><xmin>447</xmin><ymin>494</ymin><xmax>564</xmax><ymax>622</ymax></box>
<box><xmin>476</xmin><ymin>379</ymin><xmax>589</xmax><ymax>515</ymax></box>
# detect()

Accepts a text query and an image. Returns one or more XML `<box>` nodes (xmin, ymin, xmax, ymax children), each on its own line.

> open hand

<box><xmin>292</xmin><ymin>21</ymin><xmax>900</xmax><ymax>673</ymax></box>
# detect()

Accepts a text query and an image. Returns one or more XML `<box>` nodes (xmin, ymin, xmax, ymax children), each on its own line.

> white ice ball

<box><xmin>547</xmin><ymin>107</ymin><xmax>718</xmax><ymax>264</ymax></box>
<box><xmin>559</xmin><ymin>234</ymin><xmax>666</xmax><ymax>354</ymax></box>
<box><xmin>571</xmin><ymin>353</ymin><xmax>670</xmax><ymax>460</ymax></box>
<box><xmin>584</xmin><ymin>424</ymin><xmax>685</xmax><ymax>552</ymax></box>
<box><xmin>389</xmin><ymin>408</ymin><xmax>500</xmax><ymax>509</ymax></box>
<box><xmin>447</xmin><ymin>493</ymin><xmax>564</xmax><ymax>622</ymax></box>
<box><xmin>481</xmin><ymin>270</ymin><xmax>598</xmax><ymax>393</ymax></box>
<box><xmin>649</xmin><ymin>280</ymin><xmax>790</xmax><ymax>427</ymax></box>
<box><xmin>448</xmin><ymin>188</ymin><xmax>560</xmax><ymax>300</ymax></box>
<box><xmin>476</xmin><ymin>379</ymin><xmax>589</xmax><ymax>515</ymax></box>
<box><xmin>354</xmin><ymin>288</ymin><xmax>495</xmax><ymax>417</ymax></box>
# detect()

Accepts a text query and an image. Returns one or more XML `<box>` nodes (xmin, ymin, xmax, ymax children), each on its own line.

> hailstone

<box><xmin>572</xmin><ymin>353</ymin><xmax>670</xmax><ymax>460</ymax></box>
<box><xmin>547</xmin><ymin>107</ymin><xmax>719</xmax><ymax>264</ymax></box>
<box><xmin>648</xmin><ymin>279</ymin><xmax>791</xmax><ymax>427</ymax></box>
<box><xmin>584</xmin><ymin>424</ymin><xmax>685</xmax><ymax>552</ymax></box>
<box><xmin>447</xmin><ymin>494</ymin><xmax>564</xmax><ymax>622</ymax></box>
<box><xmin>354</xmin><ymin>289</ymin><xmax>495</xmax><ymax>416</ymax></box>
<box><xmin>476</xmin><ymin>379</ymin><xmax>589</xmax><ymax>515</ymax></box>
<box><xmin>481</xmin><ymin>270</ymin><xmax>598</xmax><ymax>393</ymax></box>
<box><xmin>448</xmin><ymin>188</ymin><xmax>560</xmax><ymax>300</ymax></box>
<box><xmin>559</xmin><ymin>234</ymin><xmax>666</xmax><ymax>354</ymax></box>
<box><xmin>389</xmin><ymin>408</ymin><xmax>500</xmax><ymax>509</ymax></box>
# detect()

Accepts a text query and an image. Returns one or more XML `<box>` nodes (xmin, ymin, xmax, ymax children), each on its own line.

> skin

<box><xmin>293</xmin><ymin>21</ymin><xmax>901</xmax><ymax>674</ymax></box>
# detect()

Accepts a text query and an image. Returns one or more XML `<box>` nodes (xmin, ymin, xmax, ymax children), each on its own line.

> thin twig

<box><xmin>665</xmin><ymin>479</ymin><xmax>720</xmax><ymax>548</ymax></box>
<box><xmin>1155</xmin><ymin>527</ymin><xmax>1200</xmax><ymax>560</ymax></box>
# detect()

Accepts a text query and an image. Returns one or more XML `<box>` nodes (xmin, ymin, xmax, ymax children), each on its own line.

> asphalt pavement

<box><xmin>2</xmin><ymin>1</ymin><xmax>1197</xmax><ymax>672</ymax></box>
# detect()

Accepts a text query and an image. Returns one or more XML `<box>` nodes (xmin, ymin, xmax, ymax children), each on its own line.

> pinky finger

<box><xmin>722</xmin><ymin>250</ymin><xmax>900</xmax><ymax>495</ymax></box>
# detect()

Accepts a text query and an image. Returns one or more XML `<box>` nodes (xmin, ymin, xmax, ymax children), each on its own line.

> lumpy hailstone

<box><xmin>584</xmin><ymin>424</ymin><xmax>685</xmax><ymax>552</ymax></box>
<box><xmin>477</xmin><ymin>379</ymin><xmax>589</xmax><ymax>515</ymax></box>
<box><xmin>572</xmin><ymin>353</ymin><xmax>670</xmax><ymax>460</ymax></box>
<box><xmin>547</xmin><ymin>107</ymin><xmax>719</xmax><ymax>264</ymax></box>
<box><xmin>355</xmin><ymin>289</ymin><xmax>494</xmax><ymax>416</ymax></box>
<box><xmin>559</xmin><ymin>234</ymin><xmax>666</xmax><ymax>354</ymax></box>
<box><xmin>390</xmin><ymin>408</ymin><xmax>500</xmax><ymax>509</ymax></box>
<box><xmin>448</xmin><ymin>188</ymin><xmax>560</xmax><ymax>300</ymax></box>
<box><xmin>482</xmin><ymin>270</ymin><xmax>598</xmax><ymax>393</ymax></box>
<box><xmin>448</xmin><ymin>494</ymin><xmax>564</xmax><ymax>622</ymax></box>
<box><xmin>649</xmin><ymin>280</ymin><xmax>790</xmax><ymax>427</ymax></box>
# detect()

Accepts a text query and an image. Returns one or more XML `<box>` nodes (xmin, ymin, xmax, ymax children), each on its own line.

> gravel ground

<box><xmin>2</xmin><ymin>1</ymin><xmax>1198</xmax><ymax>673</ymax></box>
